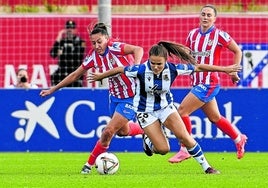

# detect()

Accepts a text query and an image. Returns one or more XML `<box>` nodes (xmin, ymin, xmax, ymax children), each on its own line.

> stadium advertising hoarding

<box><xmin>0</xmin><ymin>88</ymin><xmax>267</xmax><ymax>152</ymax></box>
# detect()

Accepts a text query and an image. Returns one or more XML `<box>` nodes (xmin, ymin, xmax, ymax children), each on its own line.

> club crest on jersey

<box><xmin>208</xmin><ymin>39</ymin><xmax>213</xmax><ymax>46</ymax></box>
<box><xmin>163</xmin><ymin>74</ymin><xmax>169</xmax><ymax>81</ymax></box>
<box><xmin>109</xmin><ymin>58</ymin><xmax>116</xmax><ymax>65</ymax></box>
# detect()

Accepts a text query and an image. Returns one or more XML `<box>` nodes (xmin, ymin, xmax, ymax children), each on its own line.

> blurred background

<box><xmin>0</xmin><ymin>0</ymin><xmax>267</xmax><ymax>152</ymax></box>
<box><xmin>0</xmin><ymin>0</ymin><xmax>267</xmax><ymax>88</ymax></box>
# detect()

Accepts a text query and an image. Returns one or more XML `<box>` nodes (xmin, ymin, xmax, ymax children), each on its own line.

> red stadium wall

<box><xmin>2</xmin><ymin>0</ymin><xmax>267</xmax><ymax>12</ymax></box>
<box><xmin>0</xmin><ymin>15</ymin><xmax>267</xmax><ymax>88</ymax></box>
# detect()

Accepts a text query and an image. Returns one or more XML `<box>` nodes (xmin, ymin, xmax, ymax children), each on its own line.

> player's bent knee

<box><xmin>155</xmin><ymin>146</ymin><xmax>170</xmax><ymax>155</ymax></box>
<box><xmin>116</xmin><ymin>129</ymin><xmax>128</xmax><ymax>137</ymax></box>
<box><xmin>102</xmin><ymin>128</ymin><xmax>115</xmax><ymax>139</ymax></box>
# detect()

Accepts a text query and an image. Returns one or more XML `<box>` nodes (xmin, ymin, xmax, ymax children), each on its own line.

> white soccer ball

<box><xmin>95</xmin><ymin>152</ymin><xmax>119</xmax><ymax>175</ymax></box>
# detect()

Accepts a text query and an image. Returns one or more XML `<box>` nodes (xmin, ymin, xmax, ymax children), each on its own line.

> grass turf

<box><xmin>0</xmin><ymin>152</ymin><xmax>266</xmax><ymax>188</ymax></box>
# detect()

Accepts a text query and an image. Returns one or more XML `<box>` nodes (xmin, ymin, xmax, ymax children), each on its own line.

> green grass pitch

<box><xmin>0</xmin><ymin>152</ymin><xmax>266</xmax><ymax>187</ymax></box>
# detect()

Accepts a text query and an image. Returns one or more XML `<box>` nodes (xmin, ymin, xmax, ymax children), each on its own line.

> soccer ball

<box><xmin>95</xmin><ymin>152</ymin><xmax>119</xmax><ymax>175</ymax></box>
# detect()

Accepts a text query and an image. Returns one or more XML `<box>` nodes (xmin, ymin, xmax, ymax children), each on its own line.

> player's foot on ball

<box><xmin>81</xmin><ymin>165</ymin><xmax>91</xmax><ymax>174</ymax></box>
<box><xmin>142</xmin><ymin>134</ymin><xmax>153</xmax><ymax>156</ymax></box>
<box><xmin>205</xmin><ymin>167</ymin><xmax>220</xmax><ymax>174</ymax></box>
<box><xmin>236</xmin><ymin>134</ymin><xmax>248</xmax><ymax>159</ymax></box>
<box><xmin>168</xmin><ymin>149</ymin><xmax>191</xmax><ymax>163</ymax></box>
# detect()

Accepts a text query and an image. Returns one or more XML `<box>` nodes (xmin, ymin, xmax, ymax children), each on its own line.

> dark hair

<box><xmin>149</xmin><ymin>43</ymin><xmax>168</xmax><ymax>60</ymax></box>
<box><xmin>17</xmin><ymin>68</ymin><xmax>27</xmax><ymax>75</ymax></box>
<box><xmin>201</xmin><ymin>4</ymin><xmax>217</xmax><ymax>16</ymax></box>
<box><xmin>88</xmin><ymin>22</ymin><xmax>109</xmax><ymax>36</ymax></box>
<box><xmin>65</xmin><ymin>20</ymin><xmax>76</xmax><ymax>29</ymax></box>
<box><xmin>149</xmin><ymin>41</ymin><xmax>196</xmax><ymax>65</ymax></box>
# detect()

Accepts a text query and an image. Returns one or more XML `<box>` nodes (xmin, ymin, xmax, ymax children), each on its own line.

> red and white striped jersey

<box><xmin>186</xmin><ymin>26</ymin><xmax>232</xmax><ymax>86</ymax></box>
<box><xmin>82</xmin><ymin>42</ymin><xmax>135</xmax><ymax>99</ymax></box>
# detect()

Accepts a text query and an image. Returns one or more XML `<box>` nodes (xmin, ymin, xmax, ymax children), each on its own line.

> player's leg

<box><xmin>126</xmin><ymin>121</ymin><xmax>144</xmax><ymax>136</ymax></box>
<box><xmin>117</xmin><ymin>121</ymin><xmax>144</xmax><ymax>136</ymax></box>
<box><xmin>81</xmin><ymin>112</ymin><xmax>129</xmax><ymax>174</ymax></box>
<box><xmin>137</xmin><ymin>111</ymin><xmax>169</xmax><ymax>156</ymax></box>
<box><xmin>202</xmin><ymin>99</ymin><xmax>248</xmax><ymax>159</ymax></box>
<box><xmin>165</xmin><ymin>111</ymin><xmax>219</xmax><ymax>174</ymax></box>
<box><xmin>115</xmin><ymin>97</ymin><xmax>144</xmax><ymax>137</ymax></box>
<box><xmin>142</xmin><ymin>120</ymin><xmax>170</xmax><ymax>156</ymax></box>
<box><xmin>169</xmin><ymin>92</ymin><xmax>204</xmax><ymax>163</ymax></box>
<box><xmin>81</xmin><ymin>96</ymin><xmax>132</xmax><ymax>174</ymax></box>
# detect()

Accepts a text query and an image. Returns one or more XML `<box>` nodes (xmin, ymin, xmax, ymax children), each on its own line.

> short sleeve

<box><xmin>124</xmin><ymin>65</ymin><xmax>139</xmax><ymax>77</ymax></box>
<box><xmin>176</xmin><ymin>64</ymin><xmax>195</xmax><ymax>75</ymax></box>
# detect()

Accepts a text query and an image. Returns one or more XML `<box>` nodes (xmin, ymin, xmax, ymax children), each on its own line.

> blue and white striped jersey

<box><xmin>124</xmin><ymin>60</ymin><xmax>195</xmax><ymax>112</ymax></box>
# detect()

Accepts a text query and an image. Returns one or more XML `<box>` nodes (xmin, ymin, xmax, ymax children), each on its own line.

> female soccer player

<box><xmin>89</xmin><ymin>41</ymin><xmax>242</xmax><ymax>174</ymax></box>
<box><xmin>168</xmin><ymin>4</ymin><xmax>247</xmax><ymax>163</ymax></box>
<box><xmin>40</xmin><ymin>22</ymin><xmax>144</xmax><ymax>174</ymax></box>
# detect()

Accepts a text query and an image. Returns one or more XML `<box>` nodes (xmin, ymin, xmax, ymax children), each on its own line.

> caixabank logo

<box><xmin>8</xmin><ymin>95</ymin><xmax>111</xmax><ymax>144</ymax></box>
<box><xmin>11</xmin><ymin>97</ymin><xmax>59</xmax><ymax>142</ymax></box>
<box><xmin>9</xmin><ymin>95</ymin><xmax>243</xmax><ymax>143</ymax></box>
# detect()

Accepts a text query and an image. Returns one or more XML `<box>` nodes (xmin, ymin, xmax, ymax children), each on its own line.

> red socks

<box><xmin>88</xmin><ymin>140</ymin><xmax>109</xmax><ymax>166</ymax></box>
<box><xmin>128</xmin><ymin>121</ymin><xmax>144</xmax><ymax>136</ymax></box>
<box><xmin>215</xmin><ymin>116</ymin><xmax>238</xmax><ymax>140</ymax></box>
<box><xmin>180</xmin><ymin>116</ymin><xmax>192</xmax><ymax>148</ymax></box>
<box><xmin>87</xmin><ymin>122</ymin><xmax>143</xmax><ymax>166</ymax></box>
<box><xmin>180</xmin><ymin>115</ymin><xmax>238</xmax><ymax>144</ymax></box>
<box><xmin>181</xmin><ymin>116</ymin><xmax>192</xmax><ymax>134</ymax></box>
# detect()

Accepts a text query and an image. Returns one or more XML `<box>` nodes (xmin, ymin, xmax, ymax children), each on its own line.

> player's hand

<box><xmin>223</xmin><ymin>64</ymin><xmax>241</xmax><ymax>84</ymax></box>
<box><xmin>87</xmin><ymin>72</ymin><xmax>103</xmax><ymax>83</ymax></box>
<box><xmin>224</xmin><ymin>64</ymin><xmax>242</xmax><ymax>74</ymax></box>
<box><xmin>40</xmin><ymin>89</ymin><xmax>52</xmax><ymax>97</ymax></box>
<box><xmin>230</xmin><ymin>73</ymin><xmax>240</xmax><ymax>84</ymax></box>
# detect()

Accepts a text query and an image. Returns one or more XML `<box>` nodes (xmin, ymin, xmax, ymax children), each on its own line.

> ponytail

<box><xmin>87</xmin><ymin>22</ymin><xmax>110</xmax><ymax>36</ymax></box>
<box><xmin>149</xmin><ymin>41</ymin><xmax>197</xmax><ymax>65</ymax></box>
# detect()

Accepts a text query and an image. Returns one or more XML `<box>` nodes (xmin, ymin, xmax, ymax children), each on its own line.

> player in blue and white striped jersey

<box><xmin>89</xmin><ymin>41</ymin><xmax>241</xmax><ymax>174</ymax></box>
<box><xmin>126</xmin><ymin>61</ymin><xmax>193</xmax><ymax>113</ymax></box>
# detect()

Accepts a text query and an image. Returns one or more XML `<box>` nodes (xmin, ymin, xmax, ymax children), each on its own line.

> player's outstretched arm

<box><xmin>195</xmin><ymin>64</ymin><xmax>242</xmax><ymax>74</ymax></box>
<box><xmin>87</xmin><ymin>67</ymin><xmax>124</xmax><ymax>82</ymax></box>
<box><xmin>40</xmin><ymin>87</ymin><xmax>57</xmax><ymax>97</ymax></box>
<box><xmin>40</xmin><ymin>66</ymin><xmax>86</xmax><ymax>97</ymax></box>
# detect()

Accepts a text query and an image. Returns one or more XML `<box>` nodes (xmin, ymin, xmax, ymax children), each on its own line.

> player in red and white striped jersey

<box><xmin>40</xmin><ymin>23</ymin><xmax>144</xmax><ymax>174</ymax></box>
<box><xmin>169</xmin><ymin>4</ymin><xmax>248</xmax><ymax>163</ymax></box>
<box><xmin>80</xmin><ymin>23</ymin><xmax>144</xmax><ymax>174</ymax></box>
